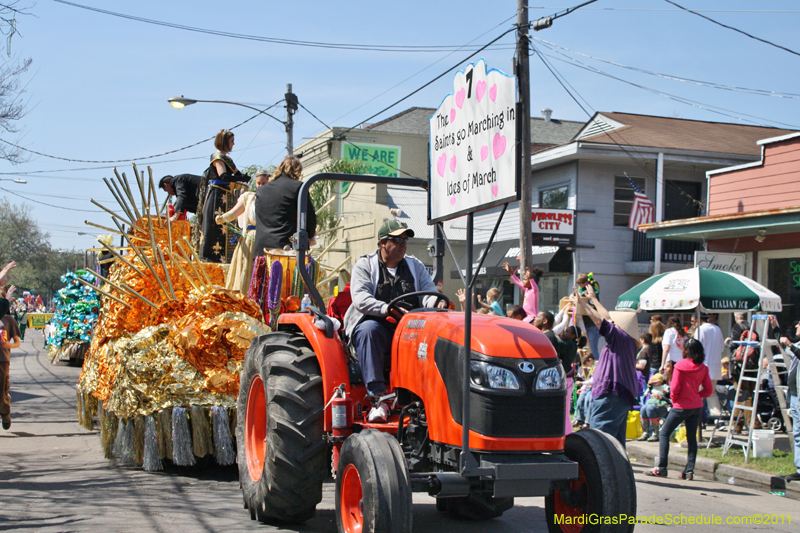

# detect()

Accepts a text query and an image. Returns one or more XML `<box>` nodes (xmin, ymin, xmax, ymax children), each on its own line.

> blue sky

<box><xmin>1</xmin><ymin>0</ymin><xmax>798</xmax><ymax>250</ymax></box>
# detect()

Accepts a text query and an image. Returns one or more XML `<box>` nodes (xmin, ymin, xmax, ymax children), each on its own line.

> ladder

<box><xmin>721</xmin><ymin>315</ymin><xmax>792</xmax><ymax>462</ymax></box>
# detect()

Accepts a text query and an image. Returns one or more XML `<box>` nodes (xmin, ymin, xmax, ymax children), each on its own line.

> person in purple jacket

<box><xmin>574</xmin><ymin>285</ymin><xmax>639</xmax><ymax>449</ymax></box>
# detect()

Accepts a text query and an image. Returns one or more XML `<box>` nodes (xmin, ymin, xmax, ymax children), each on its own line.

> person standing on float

<box><xmin>199</xmin><ymin>129</ymin><xmax>250</xmax><ymax>262</ymax></box>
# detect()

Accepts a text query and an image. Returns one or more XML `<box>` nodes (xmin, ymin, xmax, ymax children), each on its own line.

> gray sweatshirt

<box><xmin>343</xmin><ymin>251</ymin><xmax>439</xmax><ymax>338</ymax></box>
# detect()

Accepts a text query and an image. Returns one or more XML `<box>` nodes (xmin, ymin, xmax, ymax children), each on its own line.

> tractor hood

<box><xmin>399</xmin><ymin>311</ymin><xmax>557</xmax><ymax>360</ymax></box>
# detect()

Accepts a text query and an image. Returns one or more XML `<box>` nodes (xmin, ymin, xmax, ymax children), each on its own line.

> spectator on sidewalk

<box><xmin>694</xmin><ymin>313</ymin><xmax>724</xmax><ymax>418</ymax></box>
<box><xmin>779</xmin><ymin>321</ymin><xmax>800</xmax><ymax>483</ymax></box>
<box><xmin>575</xmin><ymin>285</ymin><xmax>638</xmax><ymax>449</ymax></box>
<box><xmin>647</xmin><ymin>338</ymin><xmax>712</xmax><ymax>480</ymax></box>
<box><xmin>638</xmin><ymin>372</ymin><xmax>670</xmax><ymax>442</ymax></box>
<box><xmin>502</xmin><ymin>261</ymin><xmax>541</xmax><ymax>323</ymax></box>
<box><xmin>0</xmin><ymin>294</ymin><xmax>21</xmax><ymax>430</ymax></box>
<box><xmin>577</xmin><ymin>272</ymin><xmax>601</xmax><ymax>359</ymax></box>
<box><xmin>506</xmin><ymin>305</ymin><xmax>526</xmax><ymax>321</ymax></box>
<box><xmin>476</xmin><ymin>287</ymin><xmax>503</xmax><ymax>317</ymax></box>
<box><xmin>660</xmin><ymin>316</ymin><xmax>686</xmax><ymax>372</ymax></box>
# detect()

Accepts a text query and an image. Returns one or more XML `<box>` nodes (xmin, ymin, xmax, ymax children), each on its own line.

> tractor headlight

<box><xmin>535</xmin><ymin>364</ymin><xmax>565</xmax><ymax>391</ymax></box>
<box><xmin>470</xmin><ymin>361</ymin><xmax>520</xmax><ymax>390</ymax></box>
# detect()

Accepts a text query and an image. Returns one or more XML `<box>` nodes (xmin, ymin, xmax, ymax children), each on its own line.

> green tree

<box><xmin>310</xmin><ymin>158</ymin><xmax>368</xmax><ymax>242</ymax></box>
<box><xmin>0</xmin><ymin>198</ymin><xmax>83</xmax><ymax>300</ymax></box>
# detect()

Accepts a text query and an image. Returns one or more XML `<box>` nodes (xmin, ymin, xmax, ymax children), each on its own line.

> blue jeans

<box><xmin>790</xmin><ymin>395</ymin><xmax>800</xmax><ymax>473</ymax></box>
<box><xmin>574</xmin><ymin>388</ymin><xmax>593</xmax><ymax>423</ymax></box>
<box><xmin>658</xmin><ymin>407</ymin><xmax>701</xmax><ymax>474</ymax></box>
<box><xmin>590</xmin><ymin>393</ymin><xmax>630</xmax><ymax>449</ymax></box>
<box><xmin>641</xmin><ymin>403</ymin><xmax>668</xmax><ymax>420</ymax></box>
<box><xmin>586</xmin><ymin>323</ymin><xmax>601</xmax><ymax>360</ymax></box>
<box><xmin>352</xmin><ymin>319</ymin><xmax>395</xmax><ymax>396</ymax></box>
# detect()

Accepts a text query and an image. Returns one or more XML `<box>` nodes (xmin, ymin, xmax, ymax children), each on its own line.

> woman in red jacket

<box><xmin>646</xmin><ymin>338</ymin><xmax>712</xmax><ymax>480</ymax></box>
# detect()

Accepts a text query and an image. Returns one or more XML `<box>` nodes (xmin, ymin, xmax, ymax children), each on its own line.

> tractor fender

<box><xmin>278</xmin><ymin>312</ymin><xmax>350</xmax><ymax>431</ymax></box>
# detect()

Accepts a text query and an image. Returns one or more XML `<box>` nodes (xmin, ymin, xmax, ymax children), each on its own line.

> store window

<box><xmin>613</xmin><ymin>176</ymin><xmax>646</xmax><ymax>227</ymax></box>
<box><xmin>766</xmin><ymin>257</ymin><xmax>800</xmax><ymax>328</ymax></box>
<box><xmin>540</xmin><ymin>185</ymin><xmax>568</xmax><ymax>209</ymax></box>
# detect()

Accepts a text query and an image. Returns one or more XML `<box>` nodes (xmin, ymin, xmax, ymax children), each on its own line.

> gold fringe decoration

<box><xmin>190</xmin><ymin>405</ymin><xmax>213</xmax><ymax>458</ymax></box>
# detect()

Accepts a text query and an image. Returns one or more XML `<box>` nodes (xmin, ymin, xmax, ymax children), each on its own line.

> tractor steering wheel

<box><xmin>385</xmin><ymin>291</ymin><xmax>451</xmax><ymax>322</ymax></box>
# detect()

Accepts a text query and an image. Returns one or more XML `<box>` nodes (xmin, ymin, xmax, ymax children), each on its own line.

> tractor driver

<box><xmin>344</xmin><ymin>220</ymin><xmax>445</xmax><ymax>423</ymax></box>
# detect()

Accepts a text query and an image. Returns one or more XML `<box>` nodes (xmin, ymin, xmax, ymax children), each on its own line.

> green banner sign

<box><xmin>341</xmin><ymin>143</ymin><xmax>401</xmax><ymax>178</ymax></box>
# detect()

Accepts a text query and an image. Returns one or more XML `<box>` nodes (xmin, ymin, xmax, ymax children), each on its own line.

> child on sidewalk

<box><xmin>638</xmin><ymin>373</ymin><xmax>670</xmax><ymax>442</ymax></box>
<box><xmin>476</xmin><ymin>287</ymin><xmax>503</xmax><ymax>316</ymax></box>
<box><xmin>502</xmin><ymin>262</ymin><xmax>542</xmax><ymax>324</ymax></box>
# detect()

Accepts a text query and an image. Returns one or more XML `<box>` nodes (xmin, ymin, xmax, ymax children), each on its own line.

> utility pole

<box><xmin>285</xmin><ymin>83</ymin><xmax>298</xmax><ymax>157</ymax></box>
<box><xmin>516</xmin><ymin>0</ymin><xmax>533</xmax><ymax>276</ymax></box>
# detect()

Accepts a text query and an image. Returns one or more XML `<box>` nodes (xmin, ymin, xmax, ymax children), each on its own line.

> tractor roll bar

<box><xmin>294</xmin><ymin>173</ymin><xmax>429</xmax><ymax>313</ymax></box>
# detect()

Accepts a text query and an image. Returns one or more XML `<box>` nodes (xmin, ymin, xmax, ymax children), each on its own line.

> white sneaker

<box><xmin>367</xmin><ymin>402</ymin><xmax>390</xmax><ymax>423</ymax></box>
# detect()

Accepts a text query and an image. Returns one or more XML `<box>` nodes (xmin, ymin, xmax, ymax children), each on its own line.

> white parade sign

<box><xmin>429</xmin><ymin>59</ymin><xmax>517</xmax><ymax>223</ymax></box>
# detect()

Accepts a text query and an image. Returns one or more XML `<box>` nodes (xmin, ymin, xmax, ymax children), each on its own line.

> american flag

<box><xmin>627</xmin><ymin>175</ymin><xmax>655</xmax><ymax>230</ymax></box>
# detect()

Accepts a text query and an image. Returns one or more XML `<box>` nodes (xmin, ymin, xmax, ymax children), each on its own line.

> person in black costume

<box><xmin>159</xmin><ymin>174</ymin><xmax>202</xmax><ymax>221</ymax></box>
<box><xmin>253</xmin><ymin>156</ymin><xmax>317</xmax><ymax>254</ymax></box>
<box><xmin>200</xmin><ymin>129</ymin><xmax>250</xmax><ymax>262</ymax></box>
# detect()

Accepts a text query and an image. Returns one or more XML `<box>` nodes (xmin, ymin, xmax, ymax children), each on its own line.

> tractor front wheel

<box><xmin>545</xmin><ymin>429</ymin><xmax>636</xmax><ymax>533</ymax></box>
<box><xmin>335</xmin><ymin>429</ymin><xmax>412</xmax><ymax>533</ymax></box>
<box><xmin>236</xmin><ymin>332</ymin><xmax>327</xmax><ymax>523</ymax></box>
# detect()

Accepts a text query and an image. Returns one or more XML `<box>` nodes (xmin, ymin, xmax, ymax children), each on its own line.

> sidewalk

<box><xmin>625</xmin><ymin>422</ymin><xmax>800</xmax><ymax>499</ymax></box>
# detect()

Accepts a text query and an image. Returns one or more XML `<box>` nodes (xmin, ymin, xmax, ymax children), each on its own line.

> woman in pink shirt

<box><xmin>502</xmin><ymin>262</ymin><xmax>541</xmax><ymax>324</ymax></box>
<box><xmin>646</xmin><ymin>338</ymin><xmax>712</xmax><ymax>480</ymax></box>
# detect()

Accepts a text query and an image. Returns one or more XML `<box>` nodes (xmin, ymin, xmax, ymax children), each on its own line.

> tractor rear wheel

<box><xmin>545</xmin><ymin>429</ymin><xmax>636</xmax><ymax>533</ymax></box>
<box><xmin>236</xmin><ymin>332</ymin><xmax>327</xmax><ymax>523</ymax></box>
<box><xmin>335</xmin><ymin>429</ymin><xmax>412</xmax><ymax>533</ymax></box>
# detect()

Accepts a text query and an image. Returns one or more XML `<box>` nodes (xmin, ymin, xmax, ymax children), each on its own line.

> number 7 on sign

<box><xmin>465</xmin><ymin>68</ymin><xmax>473</xmax><ymax>99</ymax></box>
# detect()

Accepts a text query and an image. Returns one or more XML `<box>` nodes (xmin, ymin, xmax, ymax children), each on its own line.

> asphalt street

<box><xmin>1</xmin><ymin>330</ymin><xmax>798</xmax><ymax>532</ymax></box>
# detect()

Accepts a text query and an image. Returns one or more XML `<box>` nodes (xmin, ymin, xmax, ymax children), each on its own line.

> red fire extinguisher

<box><xmin>330</xmin><ymin>384</ymin><xmax>352</xmax><ymax>474</ymax></box>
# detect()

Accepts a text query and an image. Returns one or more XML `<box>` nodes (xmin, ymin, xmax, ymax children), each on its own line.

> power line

<box><xmin>0</xmin><ymin>100</ymin><xmax>281</xmax><ymax>163</ymax></box>
<box><xmin>0</xmin><ymin>185</ymin><xmax>108</xmax><ymax>212</ymax></box>
<box><xmin>532</xmin><ymin>37</ymin><xmax>800</xmax><ymax>100</ymax></box>
<box><xmin>533</xmin><ymin>45</ymin><xmax>800</xmax><ymax>129</ymax></box>
<box><xmin>665</xmin><ymin>0</ymin><xmax>800</xmax><ymax>59</ymax></box>
<box><xmin>52</xmin><ymin>0</ymin><xmax>516</xmax><ymax>53</ymax></box>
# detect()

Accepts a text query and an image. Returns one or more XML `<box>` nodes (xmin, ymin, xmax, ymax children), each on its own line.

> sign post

<box><xmin>429</xmin><ymin>59</ymin><xmax>517</xmax><ymax>476</ymax></box>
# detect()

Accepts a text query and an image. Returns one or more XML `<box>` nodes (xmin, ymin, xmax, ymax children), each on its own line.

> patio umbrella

<box><xmin>615</xmin><ymin>267</ymin><xmax>782</xmax><ymax>313</ymax></box>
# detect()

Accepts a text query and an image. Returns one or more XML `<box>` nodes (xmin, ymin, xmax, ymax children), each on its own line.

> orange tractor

<box><xmin>237</xmin><ymin>174</ymin><xmax>636</xmax><ymax>533</ymax></box>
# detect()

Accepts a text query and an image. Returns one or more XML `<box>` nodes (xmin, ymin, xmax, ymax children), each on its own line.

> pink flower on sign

<box><xmin>437</xmin><ymin>153</ymin><xmax>447</xmax><ymax>177</ymax></box>
<box><xmin>493</xmin><ymin>132</ymin><xmax>507</xmax><ymax>159</ymax></box>
<box><xmin>475</xmin><ymin>80</ymin><xmax>486</xmax><ymax>102</ymax></box>
<box><xmin>489</xmin><ymin>83</ymin><xmax>497</xmax><ymax>102</ymax></box>
<box><xmin>455</xmin><ymin>88</ymin><xmax>466</xmax><ymax>109</ymax></box>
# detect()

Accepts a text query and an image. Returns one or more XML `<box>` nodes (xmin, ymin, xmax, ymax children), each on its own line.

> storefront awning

<box><xmin>450</xmin><ymin>240</ymin><xmax>573</xmax><ymax>279</ymax></box>
<box><xmin>638</xmin><ymin>206</ymin><xmax>800</xmax><ymax>242</ymax></box>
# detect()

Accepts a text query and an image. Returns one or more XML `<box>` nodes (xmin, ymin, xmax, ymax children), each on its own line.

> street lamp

<box><xmin>0</xmin><ymin>178</ymin><xmax>27</xmax><ymax>184</ymax></box>
<box><xmin>167</xmin><ymin>84</ymin><xmax>298</xmax><ymax>156</ymax></box>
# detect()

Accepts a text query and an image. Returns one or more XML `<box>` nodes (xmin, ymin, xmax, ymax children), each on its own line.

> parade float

<box><xmin>46</xmin><ymin>270</ymin><xmax>100</xmax><ymax>366</ymax></box>
<box><xmin>76</xmin><ymin>164</ymin><xmax>326</xmax><ymax>471</ymax></box>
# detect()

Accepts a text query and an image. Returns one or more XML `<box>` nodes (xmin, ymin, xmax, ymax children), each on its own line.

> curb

<box><xmin>626</xmin><ymin>441</ymin><xmax>800</xmax><ymax>498</ymax></box>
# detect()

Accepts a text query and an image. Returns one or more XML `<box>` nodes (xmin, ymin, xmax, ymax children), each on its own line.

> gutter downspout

<box><xmin>654</xmin><ymin>152</ymin><xmax>664</xmax><ymax>275</ymax></box>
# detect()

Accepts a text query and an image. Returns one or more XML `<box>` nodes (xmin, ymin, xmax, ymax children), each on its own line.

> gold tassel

<box><xmin>190</xmin><ymin>405</ymin><xmax>212</xmax><ymax>458</ymax></box>
<box><xmin>133</xmin><ymin>414</ymin><xmax>145</xmax><ymax>465</ymax></box>
<box><xmin>101</xmin><ymin>405</ymin><xmax>119</xmax><ymax>460</ymax></box>
<box><xmin>156</xmin><ymin>408</ymin><xmax>173</xmax><ymax>461</ymax></box>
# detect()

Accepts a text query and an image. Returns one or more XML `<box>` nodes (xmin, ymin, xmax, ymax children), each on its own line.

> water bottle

<box><xmin>301</xmin><ymin>294</ymin><xmax>311</xmax><ymax>311</ymax></box>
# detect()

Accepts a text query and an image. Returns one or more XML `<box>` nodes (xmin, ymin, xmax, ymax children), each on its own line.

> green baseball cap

<box><xmin>378</xmin><ymin>219</ymin><xmax>414</xmax><ymax>239</ymax></box>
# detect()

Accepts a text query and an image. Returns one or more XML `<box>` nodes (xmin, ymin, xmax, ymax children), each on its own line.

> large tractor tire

<box><xmin>436</xmin><ymin>493</ymin><xmax>514</xmax><ymax>520</ymax></box>
<box><xmin>545</xmin><ymin>429</ymin><xmax>637</xmax><ymax>533</ymax></box>
<box><xmin>335</xmin><ymin>429</ymin><xmax>412</xmax><ymax>533</ymax></box>
<box><xmin>236</xmin><ymin>332</ymin><xmax>327</xmax><ymax>523</ymax></box>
